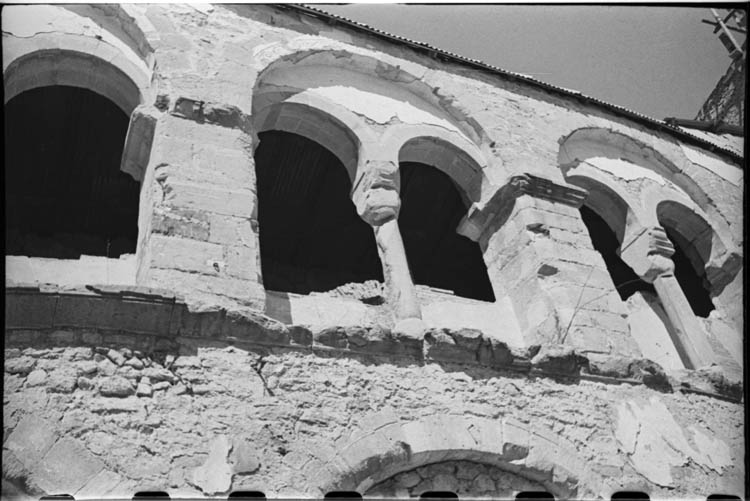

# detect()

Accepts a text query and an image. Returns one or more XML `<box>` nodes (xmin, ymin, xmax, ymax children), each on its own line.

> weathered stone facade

<box><xmin>3</xmin><ymin>4</ymin><xmax>744</xmax><ymax>500</ymax></box>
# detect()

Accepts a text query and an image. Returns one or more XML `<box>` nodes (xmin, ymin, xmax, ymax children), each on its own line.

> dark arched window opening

<box><xmin>580</xmin><ymin>206</ymin><xmax>655</xmax><ymax>300</ymax></box>
<box><xmin>663</xmin><ymin>227</ymin><xmax>715</xmax><ymax>317</ymax></box>
<box><xmin>399</xmin><ymin>162</ymin><xmax>495</xmax><ymax>302</ymax></box>
<box><xmin>5</xmin><ymin>86</ymin><xmax>138</xmax><ymax>258</ymax></box>
<box><xmin>254</xmin><ymin>130</ymin><xmax>383</xmax><ymax>294</ymax></box>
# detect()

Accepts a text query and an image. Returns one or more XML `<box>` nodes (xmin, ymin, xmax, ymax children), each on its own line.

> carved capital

<box><xmin>357</xmin><ymin>188</ymin><xmax>401</xmax><ymax>226</ymax></box>
<box><xmin>620</xmin><ymin>226</ymin><xmax>676</xmax><ymax>282</ymax></box>
<box><xmin>352</xmin><ymin>160</ymin><xmax>401</xmax><ymax>226</ymax></box>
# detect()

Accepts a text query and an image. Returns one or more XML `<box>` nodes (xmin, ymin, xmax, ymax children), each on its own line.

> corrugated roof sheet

<box><xmin>282</xmin><ymin>4</ymin><xmax>744</xmax><ymax>164</ymax></box>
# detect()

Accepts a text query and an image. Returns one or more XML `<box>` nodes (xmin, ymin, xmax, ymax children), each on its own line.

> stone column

<box><xmin>352</xmin><ymin>158</ymin><xmax>423</xmax><ymax>331</ymax></box>
<box><xmin>620</xmin><ymin>227</ymin><xmax>717</xmax><ymax>369</ymax></box>
<box><xmin>459</xmin><ymin>174</ymin><xmax>639</xmax><ymax>356</ymax></box>
<box><xmin>134</xmin><ymin>97</ymin><xmax>265</xmax><ymax>310</ymax></box>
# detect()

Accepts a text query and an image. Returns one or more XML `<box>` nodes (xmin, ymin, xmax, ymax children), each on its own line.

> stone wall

<box><xmin>3</xmin><ymin>288</ymin><xmax>746</xmax><ymax>499</ymax></box>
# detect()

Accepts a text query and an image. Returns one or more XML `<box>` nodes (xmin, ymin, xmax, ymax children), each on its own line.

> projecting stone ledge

<box><xmin>4</xmin><ymin>285</ymin><xmax>742</xmax><ymax>401</ymax></box>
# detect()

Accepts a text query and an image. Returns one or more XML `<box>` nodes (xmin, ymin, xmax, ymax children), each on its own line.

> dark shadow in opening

<box><xmin>580</xmin><ymin>206</ymin><xmax>655</xmax><ymax>300</ymax></box>
<box><xmin>420</xmin><ymin>491</ymin><xmax>459</xmax><ymax>499</ymax></box>
<box><xmin>515</xmin><ymin>491</ymin><xmax>555</xmax><ymax>500</ymax></box>
<box><xmin>324</xmin><ymin>491</ymin><xmax>362</xmax><ymax>500</ymax></box>
<box><xmin>663</xmin><ymin>227</ymin><xmax>715</xmax><ymax>317</ymax></box>
<box><xmin>5</xmin><ymin>85</ymin><xmax>138</xmax><ymax>258</ymax></box>
<box><xmin>399</xmin><ymin>162</ymin><xmax>495</xmax><ymax>302</ymax></box>
<box><xmin>132</xmin><ymin>492</ymin><xmax>170</xmax><ymax>499</ymax></box>
<box><xmin>228</xmin><ymin>491</ymin><xmax>266</xmax><ymax>499</ymax></box>
<box><xmin>611</xmin><ymin>492</ymin><xmax>650</xmax><ymax>500</ymax></box>
<box><xmin>254</xmin><ymin>130</ymin><xmax>383</xmax><ymax>294</ymax></box>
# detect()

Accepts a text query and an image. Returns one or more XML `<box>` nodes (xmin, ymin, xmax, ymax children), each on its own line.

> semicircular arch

<box><xmin>303</xmin><ymin>415</ymin><xmax>592</xmax><ymax>499</ymax></box>
<box><xmin>3</xmin><ymin>6</ymin><xmax>153</xmax><ymax>114</ymax></box>
<box><xmin>557</xmin><ymin>127</ymin><xmax>720</xmax><ymax>223</ymax></box>
<box><xmin>252</xmin><ymin>94</ymin><xmax>374</xmax><ymax>182</ymax></box>
<box><xmin>251</xmin><ymin>45</ymin><xmax>489</xmax><ymax>146</ymax></box>
<box><xmin>385</xmin><ymin>126</ymin><xmax>489</xmax><ymax>205</ymax></box>
<box><xmin>559</xmin><ymin>163</ymin><xmax>644</xmax><ymax>245</ymax></box>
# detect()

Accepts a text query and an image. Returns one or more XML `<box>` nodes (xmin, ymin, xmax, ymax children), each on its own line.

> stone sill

<box><xmin>4</xmin><ymin>284</ymin><xmax>742</xmax><ymax>402</ymax></box>
<box><xmin>6</xmin><ymin>254</ymin><xmax>137</xmax><ymax>287</ymax></box>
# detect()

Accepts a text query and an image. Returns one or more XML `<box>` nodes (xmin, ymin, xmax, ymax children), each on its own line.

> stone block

<box><xmin>163</xmin><ymin>179</ymin><xmax>256</xmax><ymax>218</ymax></box>
<box><xmin>99</xmin><ymin>376</ymin><xmax>135</xmax><ymax>397</ymax></box>
<box><xmin>5</xmin><ymin>415</ymin><xmax>59</xmax><ymax>467</ymax></box>
<box><xmin>26</xmin><ymin>369</ymin><xmax>47</xmax><ymax>386</ymax></box>
<box><xmin>208</xmin><ymin>213</ymin><xmax>258</xmax><ymax>247</ymax></box>
<box><xmin>222</xmin><ymin>309</ymin><xmax>290</xmax><ymax>346</ymax></box>
<box><xmin>149</xmin><ymin>269</ymin><xmax>265</xmax><ymax>307</ymax></box>
<box><xmin>149</xmin><ymin>234</ymin><xmax>225</xmax><ymax>275</ymax></box>
<box><xmin>152</xmin><ymin>208</ymin><xmax>211</xmax><ymax>241</ymax></box>
<box><xmin>33</xmin><ymin>437</ymin><xmax>105</xmax><ymax>495</ymax></box>
<box><xmin>5</xmin><ymin>356</ymin><xmax>36</xmax><ymax>375</ymax></box>
<box><xmin>54</xmin><ymin>294</ymin><xmax>116</xmax><ymax>330</ymax></box>
<box><xmin>5</xmin><ymin>292</ymin><xmax>57</xmax><ymax>329</ymax></box>
<box><xmin>313</xmin><ymin>326</ymin><xmax>349</xmax><ymax>349</ymax></box>
<box><xmin>289</xmin><ymin>325</ymin><xmax>313</xmax><ymax>346</ymax></box>
<box><xmin>225</xmin><ymin>245</ymin><xmax>258</xmax><ymax>280</ymax></box>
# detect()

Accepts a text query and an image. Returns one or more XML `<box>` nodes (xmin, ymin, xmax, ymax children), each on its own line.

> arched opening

<box><xmin>656</xmin><ymin>202</ymin><xmax>716</xmax><ymax>317</ymax></box>
<box><xmin>662</xmin><ymin>226</ymin><xmax>715</xmax><ymax>317</ymax></box>
<box><xmin>399</xmin><ymin>162</ymin><xmax>495</xmax><ymax>302</ymax></box>
<box><xmin>5</xmin><ymin>85</ymin><xmax>139</xmax><ymax>258</ymax></box>
<box><xmin>579</xmin><ymin>206</ymin><xmax>655</xmax><ymax>300</ymax></box>
<box><xmin>365</xmin><ymin>460</ymin><xmax>544</xmax><ymax>498</ymax></box>
<box><xmin>254</xmin><ymin>130</ymin><xmax>382</xmax><ymax>294</ymax></box>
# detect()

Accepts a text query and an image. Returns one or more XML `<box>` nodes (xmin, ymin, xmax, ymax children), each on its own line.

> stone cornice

<box><xmin>4</xmin><ymin>284</ymin><xmax>742</xmax><ymax>402</ymax></box>
<box><xmin>458</xmin><ymin>174</ymin><xmax>589</xmax><ymax>241</ymax></box>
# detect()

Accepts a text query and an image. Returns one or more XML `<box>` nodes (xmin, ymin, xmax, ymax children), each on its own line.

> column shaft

<box><xmin>373</xmin><ymin>219</ymin><xmax>422</xmax><ymax>321</ymax></box>
<box><xmin>653</xmin><ymin>274</ymin><xmax>716</xmax><ymax>369</ymax></box>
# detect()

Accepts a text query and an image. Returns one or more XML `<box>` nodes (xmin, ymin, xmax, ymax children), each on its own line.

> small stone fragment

<box><xmin>119</xmin><ymin>348</ymin><xmax>133</xmax><ymax>359</ymax></box>
<box><xmin>170</xmin><ymin>383</ymin><xmax>188</xmax><ymax>396</ymax></box>
<box><xmin>125</xmin><ymin>357</ymin><xmax>145</xmax><ymax>370</ymax></box>
<box><xmin>77</xmin><ymin>376</ymin><xmax>96</xmax><ymax>391</ymax></box>
<box><xmin>153</xmin><ymin>381</ymin><xmax>171</xmax><ymax>391</ymax></box>
<box><xmin>136</xmin><ymin>383</ymin><xmax>153</xmax><ymax>397</ymax></box>
<box><xmin>107</xmin><ymin>349</ymin><xmax>126</xmax><ymax>367</ymax></box>
<box><xmin>75</xmin><ymin>360</ymin><xmax>99</xmax><ymax>376</ymax></box>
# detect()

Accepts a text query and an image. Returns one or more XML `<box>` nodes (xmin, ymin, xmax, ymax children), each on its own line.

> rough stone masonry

<box><xmin>3</xmin><ymin>4</ymin><xmax>745</xmax><ymax>500</ymax></box>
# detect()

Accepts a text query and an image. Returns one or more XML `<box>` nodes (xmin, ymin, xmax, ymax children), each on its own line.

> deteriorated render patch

<box><xmin>2</xmin><ymin>3</ymin><xmax>744</xmax><ymax>500</ymax></box>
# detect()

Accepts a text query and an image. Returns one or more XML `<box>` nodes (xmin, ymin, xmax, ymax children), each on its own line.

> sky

<box><xmin>317</xmin><ymin>5</ymin><xmax>744</xmax><ymax>121</ymax></box>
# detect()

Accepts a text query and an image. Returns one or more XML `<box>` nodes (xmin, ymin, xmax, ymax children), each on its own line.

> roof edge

<box><xmin>282</xmin><ymin>4</ymin><xmax>743</xmax><ymax>164</ymax></box>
